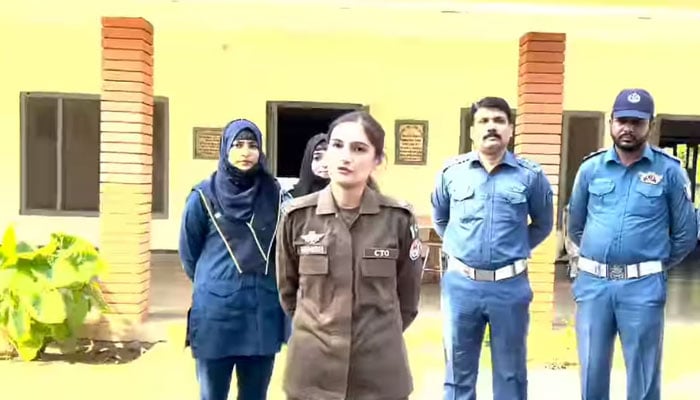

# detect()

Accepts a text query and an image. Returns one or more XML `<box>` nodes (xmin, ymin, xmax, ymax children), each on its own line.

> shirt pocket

<box><xmin>359</xmin><ymin>254</ymin><xmax>398</xmax><ymax>312</ymax></box>
<box><xmin>588</xmin><ymin>178</ymin><xmax>616</xmax><ymax>209</ymax></box>
<box><xmin>298</xmin><ymin>255</ymin><xmax>330</xmax><ymax>311</ymax></box>
<box><xmin>632</xmin><ymin>182</ymin><xmax>664</xmax><ymax>217</ymax></box>
<box><xmin>451</xmin><ymin>185</ymin><xmax>483</xmax><ymax>221</ymax></box>
<box><xmin>201</xmin><ymin>280</ymin><xmax>255</xmax><ymax>323</ymax></box>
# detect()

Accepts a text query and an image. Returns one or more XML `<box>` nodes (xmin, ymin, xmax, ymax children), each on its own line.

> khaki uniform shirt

<box><xmin>276</xmin><ymin>186</ymin><xmax>423</xmax><ymax>400</ymax></box>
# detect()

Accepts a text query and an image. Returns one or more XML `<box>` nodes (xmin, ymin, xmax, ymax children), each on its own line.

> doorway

<box><xmin>266</xmin><ymin>101</ymin><xmax>366</xmax><ymax>183</ymax></box>
<box><xmin>657</xmin><ymin>115</ymin><xmax>700</xmax><ymax>205</ymax></box>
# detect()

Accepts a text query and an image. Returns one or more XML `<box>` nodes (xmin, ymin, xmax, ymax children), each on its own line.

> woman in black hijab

<box><xmin>291</xmin><ymin>132</ymin><xmax>330</xmax><ymax>197</ymax></box>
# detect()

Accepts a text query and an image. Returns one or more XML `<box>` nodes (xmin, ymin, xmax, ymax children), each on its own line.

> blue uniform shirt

<box><xmin>431</xmin><ymin>151</ymin><xmax>554</xmax><ymax>270</ymax></box>
<box><xmin>567</xmin><ymin>144</ymin><xmax>697</xmax><ymax>267</ymax></box>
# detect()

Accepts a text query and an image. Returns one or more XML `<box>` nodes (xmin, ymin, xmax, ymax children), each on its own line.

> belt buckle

<box><xmin>608</xmin><ymin>264</ymin><xmax>627</xmax><ymax>280</ymax></box>
<box><xmin>474</xmin><ymin>269</ymin><xmax>495</xmax><ymax>281</ymax></box>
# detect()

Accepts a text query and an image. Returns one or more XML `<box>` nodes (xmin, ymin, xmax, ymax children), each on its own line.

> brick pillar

<box><xmin>515</xmin><ymin>32</ymin><xmax>566</xmax><ymax>329</ymax></box>
<box><xmin>93</xmin><ymin>17</ymin><xmax>154</xmax><ymax>340</ymax></box>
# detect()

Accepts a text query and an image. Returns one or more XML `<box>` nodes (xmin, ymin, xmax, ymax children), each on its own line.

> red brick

<box><xmin>102</xmin><ymin>80</ymin><xmax>152</xmax><ymax>94</ymax></box>
<box><xmin>102</xmin><ymin>27</ymin><xmax>153</xmax><ymax>45</ymax></box>
<box><xmin>99</xmin><ymin>183</ymin><xmax>152</xmax><ymax>197</ymax></box>
<box><xmin>102</xmin><ymin>60</ymin><xmax>153</xmax><ymax>76</ymax></box>
<box><xmin>100</xmin><ymin>162</ymin><xmax>152</xmax><ymax>175</ymax></box>
<box><xmin>519</xmin><ymin>41</ymin><xmax>566</xmax><ymax>54</ymax></box>
<box><xmin>518</xmin><ymin>94</ymin><xmax>564</xmax><ymax>105</ymax></box>
<box><xmin>515</xmin><ymin>143</ymin><xmax>561</xmax><ymax>155</ymax></box>
<box><xmin>519</xmin><ymin>62</ymin><xmax>565</xmax><ymax>74</ymax></box>
<box><xmin>102</xmin><ymin>38</ymin><xmax>153</xmax><ymax>55</ymax></box>
<box><xmin>101</xmin><ymin>132</ymin><xmax>153</xmax><ymax>145</ymax></box>
<box><xmin>546</xmin><ymin>174</ymin><xmax>560</xmax><ymax>185</ymax></box>
<box><xmin>518</xmin><ymin>102</ymin><xmax>563</xmax><ymax>114</ymax></box>
<box><xmin>514</xmin><ymin>133</ymin><xmax>562</xmax><ymax>145</ymax></box>
<box><xmin>519</xmin><ymin>83</ymin><xmax>563</xmax><ymax>95</ymax></box>
<box><xmin>517</xmin><ymin>123</ymin><xmax>563</xmax><ymax>135</ymax></box>
<box><xmin>102</xmin><ymin>291</ymin><xmax>150</xmax><ymax>305</ymax></box>
<box><xmin>101</xmin><ymin>90</ymin><xmax>153</xmax><ymax>105</ymax></box>
<box><xmin>100</xmin><ymin>220</ymin><xmax>150</xmax><ymax>235</ymax></box>
<box><xmin>100</xmin><ymin>280</ymin><xmax>150</xmax><ymax>295</ymax></box>
<box><xmin>98</xmin><ymin>270</ymin><xmax>150</xmax><ymax>285</ymax></box>
<box><xmin>102</xmin><ymin>70</ymin><xmax>153</xmax><ymax>86</ymax></box>
<box><xmin>516</xmin><ymin>113</ymin><xmax>562</xmax><ymax>124</ymax></box>
<box><xmin>515</xmin><ymin>153</ymin><xmax>562</xmax><ymax>165</ymax></box>
<box><xmin>101</xmin><ymin>111</ymin><xmax>153</xmax><ymax>126</ymax></box>
<box><xmin>100</xmin><ymin>152</ymin><xmax>153</xmax><ymax>165</ymax></box>
<box><xmin>101</xmin><ymin>100</ymin><xmax>153</xmax><ymax>115</ymax></box>
<box><xmin>519</xmin><ymin>73</ymin><xmax>564</xmax><ymax>84</ymax></box>
<box><xmin>103</xmin><ymin>49</ymin><xmax>152</xmax><ymax>65</ymax></box>
<box><xmin>102</xmin><ymin>17</ymin><xmax>154</xmax><ymax>35</ymax></box>
<box><xmin>520</xmin><ymin>32</ymin><xmax>566</xmax><ymax>46</ymax></box>
<box><xmin>100</xmin><ymin>172</ymin><xmax>152</xmax><ymax>185</ymax></box>
<box><xmin>100</xmin><ymin>122</ymin><xmax>152</xmax><ymax>135</ymax></box>
<box><xmin>520</xmin><ymin>51</ymin><xmax>565</xmax><ymax>64</ymax></box>
<box><xmin>541</xmin><ymin>164</ymin><xmax>561</xmax><ymax>176</ymax></box>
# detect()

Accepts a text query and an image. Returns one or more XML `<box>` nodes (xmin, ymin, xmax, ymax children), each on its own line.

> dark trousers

<box><xmin>196</xmin><ymin>355</ymin><xmax>275</xmax><ymax>400</ymax></box>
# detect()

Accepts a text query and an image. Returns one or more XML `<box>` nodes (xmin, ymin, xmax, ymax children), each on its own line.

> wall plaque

<box><xmin>395</xmin><ymin>120</ymin><xmax>429</xmax><ymax>165</ymax></box>
<box><xmin>193</xmin><ymin>127</ymin><xmax>223</xmax><ymax>160</ymax></box>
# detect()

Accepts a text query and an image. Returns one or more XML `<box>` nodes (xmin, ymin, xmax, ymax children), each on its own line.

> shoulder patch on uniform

<box><xmin>582</xmin><ymin>148</ymin><xmax>607</xmax><ymax>162</ymax></box>
<box><xmin>281</xmin><ymin>192</ymin><xmax>319</xmax><ymax>215</ymax></box>
<box><xmin>650</xmin><ymin>146</ymin><xmax>682</xmax><ymax>164</ymax></box>
<box><xmin>441</xmin><ymin>153</ymin><xmax>471</xmax><ymax>172</ymax></box>
<box><xmin>515</xmin><ymin>156</ymin><xmax>542</xmax><ymax>173</ymax></box>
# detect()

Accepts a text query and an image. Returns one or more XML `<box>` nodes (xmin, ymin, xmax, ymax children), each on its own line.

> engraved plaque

<box><xmin>193</xmin><ymin>127</ymin><xmax>222</xmax><ymax>160</ymax></box>
<box><xmin>395</xmin><ymin>120</ymin><xmax>428</xmax><ymax>165</ymax></box>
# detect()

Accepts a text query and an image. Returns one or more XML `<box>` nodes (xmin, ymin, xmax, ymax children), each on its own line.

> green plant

<box><xmin>0</xmin><ymin>225</ymin><xmax>108</xmax><ymax>361</ymax></box>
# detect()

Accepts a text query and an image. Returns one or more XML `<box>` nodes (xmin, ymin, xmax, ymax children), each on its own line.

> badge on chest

<box><xmin>363</xmin><ymin>248</ymin><xmax>399</xmax><ymax>259</ymax></box>
<box><xmin>297</xmin><ymin>230</ymin><xmax>327</xmax><ymax>256</ymax></box>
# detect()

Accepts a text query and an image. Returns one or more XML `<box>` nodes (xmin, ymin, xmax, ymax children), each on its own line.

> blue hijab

<box><xmin>199</xmin><ymin>119</ymin><xmax>274</xmax><ymax>221</ymax></box>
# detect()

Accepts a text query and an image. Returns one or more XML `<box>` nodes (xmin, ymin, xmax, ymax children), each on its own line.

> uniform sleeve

<box><xmin>431</xmin><ymin>169</ymin><xmax>450</xmax><ymax>238</ymax></box>
<box><xmin>527</xmin><ymin>170</ymin><xmax>554</xmax><ymax>249</ymax></box>
<box><xmin>178</xmin><ymin>191</ymin><xmax>208</xmax><ymax>281</ymax></box>
<box><xmin>397</xmin><ymin>212</ymin><xmax>422</xmax><ymax>331</ymax></box>
<box><xmin>567</xmin><ymin>164</ymin><xmax>591</xmax><ymax>247</ymax></box>
<box><xmin>276</xmin><ymin>211</ymin><xmax>299</xmax><ymax>317</ymax></box>
<box><xmin>666</xmin><ymin>166</ymin><xmax>697</xmax><ymax>267</ymax></box>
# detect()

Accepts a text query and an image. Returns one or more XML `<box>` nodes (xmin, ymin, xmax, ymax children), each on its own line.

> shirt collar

<box><xmin>467</xmin><ymin>151</ymin><xmax>519</xmax><ymax>169</ymax></box>
<box><xmin>604</xmin><ymin>144</ymin><xmax>654</xmax><ymax>164</ymax></box>
<box><xmin>316</xmin><ymin>185</ymin><xmax>381</xmax><ymax>215</ymax></box>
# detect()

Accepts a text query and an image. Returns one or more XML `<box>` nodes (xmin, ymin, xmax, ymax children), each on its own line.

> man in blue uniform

<box><xmin>567</xmin><ymin>88</ymin><xmax>697</xmax><ymax>400</ymax></box>
<box><xmin>432</xmin><ymin>97</ymin><xmax>554</xmax><ymax>400</ymax></box>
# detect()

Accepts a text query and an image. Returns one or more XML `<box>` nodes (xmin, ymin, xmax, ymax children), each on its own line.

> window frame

<box><xmin>19</xmin><ymin>91</ymin><xmax>169</xmax><ymax>219</ymax></box>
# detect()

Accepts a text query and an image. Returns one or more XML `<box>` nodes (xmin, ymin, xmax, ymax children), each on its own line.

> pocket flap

<box><xmin>453</xmin><ymin>185</ymin><xmax>475</xmax><ymax>201</ymax></box>
<box><xmin>299</xmin><ymin>255</ymin><xmax>329</xmax><ymax>275</ymax></box>
<box><xmin>205</xmin><ymin>281</ymin><xmax>241</xmax><ymax>297</ymax></box>
<box><xmin>589</xmin><ymin>179</ymin><xmax>615</xmax><ymax>196</ymax></box>
<box><xmin>361</xmin><ymin>259</ymin><xmax>396</xmax><ymax>277</ymax></box>
<box><xmin>635</xmin><ymin>183</ymin><xmax>663</xmax><ymax>198</ymax></box>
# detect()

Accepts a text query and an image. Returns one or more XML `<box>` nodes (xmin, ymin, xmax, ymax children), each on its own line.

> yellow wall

<box><xmin>2</xmin><ymin>1</ymin><xmax>700</xmax><ymax>249</ymax></box>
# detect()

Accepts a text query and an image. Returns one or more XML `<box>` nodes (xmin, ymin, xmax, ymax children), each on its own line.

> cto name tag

<box><xmin>363</xmin><ymin>248</ymin><xmax>399</xmax><ymax>259</ymax></box>
<box><xmin>298</xmin><ymin>245</ymin><xmax>327</xmax><ymax>255</ymax></box>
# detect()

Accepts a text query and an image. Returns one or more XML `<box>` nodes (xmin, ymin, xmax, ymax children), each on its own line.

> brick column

<box><xmin>515</xmin><ymin>32</ymin><xmax>566</xmax><ymax>328</ymax></box>
<box><xmin>93</xmin><ymin>17</ymin><xmax>154</xmax><ymax>340</ymax></box>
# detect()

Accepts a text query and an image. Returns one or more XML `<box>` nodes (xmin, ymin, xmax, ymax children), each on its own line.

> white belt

<box><xmin>578</xmin><ymin>257</ymin><xmax>663</xmax><ymax>280</ymax></box>
<box><xmin>448</xmin><ymin>256</ymin><xmax>527</xmax><ymax>281</ymax></box>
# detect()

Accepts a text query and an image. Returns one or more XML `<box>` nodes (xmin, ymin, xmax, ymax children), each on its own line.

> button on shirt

<box><xmin>431</xmin><ymin>151</ymin><xmax>554</xmax><ymax>270</ymax></box>
<box><xmin>567</xmin><ymin>145</ymin><xmax>697</xmax><ymax>267</ymax></box>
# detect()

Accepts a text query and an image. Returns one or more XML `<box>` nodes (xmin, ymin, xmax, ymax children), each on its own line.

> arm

<box><xmin>276</xmin><ymin>211</ymin><xmax>299</xmax><ymax>317</ymax></box>
<box><xmin>666</xmin><ymin>167</ymin><xmax>697</xmax><ymax>267</ymax></box>
<box><xmin>178</xmin><ymin>191</ymin><xmax>208</xmax><ymax>281</ymax></box>
<box><xmin>567</xmin><ymin>166</ymin><xmax>591</xmax><ymax>247</ymax></box>
<box><xmin>527</xmin><ymin>170</ymin><xmax>555</xmax><ymax>249</ymax></box>
<box><xmin>431</xmin><ymin>170</ymin><xmax>450</xmax><ymax>238</ymax></box>
<box><xmin>397</xmin><ymin>212</ymin><xmax>422</xmax><ymax>331</ymax></box>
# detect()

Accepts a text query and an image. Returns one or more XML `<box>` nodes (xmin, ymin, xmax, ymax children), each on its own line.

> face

<box><xmin>310</xmin><ymin>142</ymin><xmax>329</xmax><ymax>179</ymax></box>
<box><xmin>326</xmin><ymin>121</ymin><xmax>379</xmax><ymax>189</ymax></box>
<box><xmin>610</xmin><ymin>117</ymin><xmax>650</xmax><ymax>152</ymax></box>
<box><xmin>471</xmin><ymin>107</ymin><xmax>513</xmax><ymax>156</ymax></box>
<box><xmin>227</xmin><ymin>139</ymin><xmax>260</xmax><ymax>171</ymax></box>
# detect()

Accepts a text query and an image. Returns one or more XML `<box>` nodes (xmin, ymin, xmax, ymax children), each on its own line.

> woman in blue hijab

<box><xmin>178</xmin><ymin>119</ymin><xmax>290</xmax><ymax>400</ymax></box>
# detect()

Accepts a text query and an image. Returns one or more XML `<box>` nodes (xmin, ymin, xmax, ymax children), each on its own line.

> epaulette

<box><xmin>379</xmin><ymin>194</ymin><xmax>415</xmax><ymax>214</ymax></box>
<box><xmin>441</xmin><ymin>153</ymin><xmax>471</xmax><ymax>172</ymax></box>
<box><xmin>281</xmin><ymin>191</ymin><xmax>319</xmax><ymax>215</ymax></box>
<box><xmin>515</xmin><ymin>156</ymin><xmax>543</xmax><ymax>173</ymax></box>
<box><xmin>650</xmin><ymin>146</ymin><xmax>682</xmax><ymax>164</ymax></box>
<box><xmin>582</xmin><ymin>147</ymin><xmax>607</xmax><ymax>162</ymax></box>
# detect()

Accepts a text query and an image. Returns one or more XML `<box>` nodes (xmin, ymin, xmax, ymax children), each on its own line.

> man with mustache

<box><xmin>431</xmin><ymin>96</ymin><xmax>554</xmax><ymax>400</ymax></box>
<box><xmin>567</xmin><ymin>89</ymin><xmax>697</xmax><ymax>400</ymax></box>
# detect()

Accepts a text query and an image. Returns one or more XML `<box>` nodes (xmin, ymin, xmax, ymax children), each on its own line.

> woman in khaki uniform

<box><xmin>276</xmin><ymin>110</ymin><xmax>423</xmax><ymax>400</ymax></box>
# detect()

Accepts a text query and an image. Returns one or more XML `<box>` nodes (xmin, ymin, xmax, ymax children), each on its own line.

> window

<box><xmin>20</xmin><ymin>92</ymin><xmax>168</xmax><ymax>217</ymax></box>
<box><xmin>459</xmin><ymin>107</ymin><xmax>517</xmax><ymax>154</ymax></box>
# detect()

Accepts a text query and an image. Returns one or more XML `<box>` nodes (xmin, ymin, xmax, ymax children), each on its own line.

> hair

<box><xmin>327</xmin><ymin>110</ymin><xmax>384</xmax><ymax>192</ymax></box>
<box><xmin>328</xmin><ymin>110</ymin><xmax>385</xmax><ymax>161</ymax></box>
<box><xmin>470</xmin><ymin>97</ymin><xmax>513</xmax><ymax>125</ymax></box>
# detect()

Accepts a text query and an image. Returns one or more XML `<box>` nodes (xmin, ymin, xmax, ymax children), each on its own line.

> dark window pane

<box><xmin>152</xmin><ymin>100</ymin><xmax>167</xmax><ymax>214</ymax></box>
<box><xmin>25</xmin><ymin>96</ymin><xmax>58</xmax><ymax>210</ymax></box>
<box><xmin>62</xmin><ymin>98</ymin><xmax>100</xmax><ymax>211</ymax></box>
